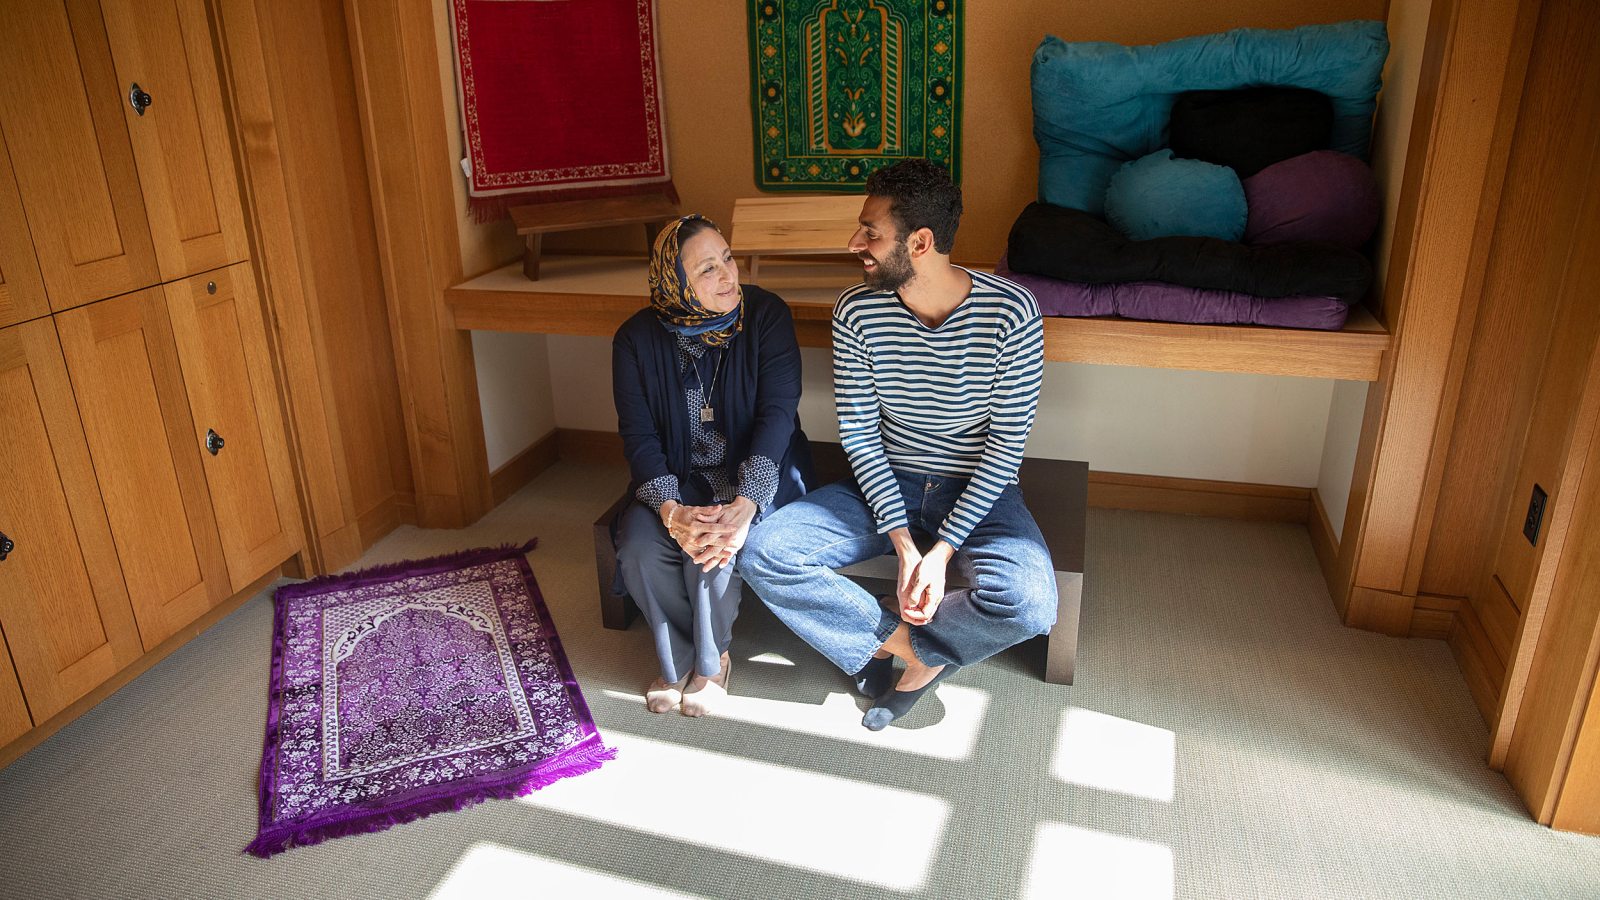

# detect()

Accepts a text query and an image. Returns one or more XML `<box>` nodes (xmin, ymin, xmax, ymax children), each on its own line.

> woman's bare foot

<box><xmin>645</xmin><ymin>675</ymin><xmax>686</xmax><ymax>714</ymax></box>
<box><xmin>680</xmin><ymin>653</ymin><xmax>731</xmax><ymax>717</ymax></box>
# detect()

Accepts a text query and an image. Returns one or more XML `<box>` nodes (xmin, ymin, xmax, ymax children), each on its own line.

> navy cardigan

<box><xmin>611</xmin><ymin>285</ymin><xmax>812</xmax><ymax>512</ymax></box>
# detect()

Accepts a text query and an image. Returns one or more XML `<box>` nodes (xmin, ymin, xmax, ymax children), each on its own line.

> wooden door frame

<box><xmin>1332</xmin><ymin>0</ymin><xmax>1541</xmax><ymax>633</ymax></box>
<box><xmin>338</xmin><ymin>0</ymin><xmax>491</xmax><ymax>530</ymax></box>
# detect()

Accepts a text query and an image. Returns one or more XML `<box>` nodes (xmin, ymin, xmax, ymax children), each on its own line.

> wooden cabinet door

<box><xmin>165</xmin><ymin>264</ymin><xmax>301</xmax><ymax>592</ymax></box>
<box><xmin>0</xmin><ymin>0</ymin><xmax>159</xmax><ymax>310</ymax></box>
<box><xmin>0</xmin><ymin>126</ymin><xmax>49</xmax><ymax>330</ymax></box>
<box><xmin>0</xmin><ymin>318</ymin><xmax>142</xmax><ymax>722</ymax></box>
<box><xmin>55</xmin><ymin>290</ymin><xmax>230</xmax><ymax>651</ymax></box>
<box><xmin>0</xmin><ymin>643</ymin><xmax>28</xmax><ymax>748</ymax></box>
<box><xmin>100</xmin><ymin>0</ymin><xmax>250</xmax><ymax>281</ymax></box>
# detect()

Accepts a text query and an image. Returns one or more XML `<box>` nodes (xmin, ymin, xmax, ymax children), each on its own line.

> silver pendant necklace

<box><xmin>694</xmin><ymin>347</ymin><xmax>726</xmax><ymax>423</ymax></box>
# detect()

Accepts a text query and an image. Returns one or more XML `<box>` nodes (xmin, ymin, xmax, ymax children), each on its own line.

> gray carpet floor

<box><xmin>2</xmin><ymin>460</ymin><xmax>1598</xmax><ymax>900</ymax></box>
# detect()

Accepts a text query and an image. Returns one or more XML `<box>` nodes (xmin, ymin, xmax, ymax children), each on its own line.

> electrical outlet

<box><xmin>1524</xmin><ymin>484</ymin><xmax>1548</xmax><ymax>546</ymax></box>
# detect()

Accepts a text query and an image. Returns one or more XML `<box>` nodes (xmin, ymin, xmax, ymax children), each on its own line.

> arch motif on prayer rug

<box><xmin>750</xmin><ymin>0</ymin><xmax>962</xmax><ymax>190</ymax></box>
<box><xmin>247</xmin><ymin>542</ymin><xmax>612</xmax><ymax>857</ymax></box>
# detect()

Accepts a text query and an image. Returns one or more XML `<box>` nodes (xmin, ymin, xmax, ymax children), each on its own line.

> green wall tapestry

<box><xmin>749</xmin><ymin>0</ymin><xmax>961</xmax><ymax>191</ymax></box>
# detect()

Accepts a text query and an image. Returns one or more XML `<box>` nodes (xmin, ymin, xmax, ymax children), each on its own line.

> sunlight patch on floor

<box><xmin>430</xmin><ymin>843</ymin><xmax>700</xmax><ymax>899</ymax></box>
<box><xmin>516</xmin><ymin>732</ymin><xmax>950</xmax><ymax>890</ymax></box>
<box><xmin>601</xmin><ymin>684</ymin><xmax>990</xmax><ymax>760</ymax></box>
<box><xmin>1024</xmin><ymin>823</ymin><xmax>1174</xmax><ymax>900</ymax></box>
<box><xmin>745</xmin><ymin>651</ymin><xmax>796</xmax><ymax>666</ymax></box>
<box><xmin>1051</xmin><ymin>707</ymin><xmax>1176</xmax><ymax>802</ymax></box>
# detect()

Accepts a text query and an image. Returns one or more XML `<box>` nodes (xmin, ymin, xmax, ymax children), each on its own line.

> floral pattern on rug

<box><xmin>249</xmin><ymin>543</ymin><xmax>612</xmax><ymax>856</ymax></box>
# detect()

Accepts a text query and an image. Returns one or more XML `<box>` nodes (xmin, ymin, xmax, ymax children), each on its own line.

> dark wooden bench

<box><xmin>594</xmin><ymin>441</ymin><xmax>1086</xmax><ymax>684</ymax></box>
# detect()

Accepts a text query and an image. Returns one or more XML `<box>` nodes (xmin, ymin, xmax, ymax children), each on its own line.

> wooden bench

<box><xmin>594</xmin><ymin>441</ymin><xmax>1086</xmax><ymax>685</ymax></box>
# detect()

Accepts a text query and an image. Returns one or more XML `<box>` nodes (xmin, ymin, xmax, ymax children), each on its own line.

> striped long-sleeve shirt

<box><xmin>832</xmin><ymin>268</ymin><xmax>1045</xmax><ymax>548</ymax></box>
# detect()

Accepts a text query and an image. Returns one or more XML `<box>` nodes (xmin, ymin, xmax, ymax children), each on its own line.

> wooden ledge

<box><xmin>446</xmin><ymin>255</ymin><xmax>1391</xmax><ymax>381</ymax></box>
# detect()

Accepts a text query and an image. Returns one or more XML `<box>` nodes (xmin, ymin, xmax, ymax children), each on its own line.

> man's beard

<box><xmin>862</xmin><ymin>240</ymin><xmax>914</xmax><ymax>291</ymax></box>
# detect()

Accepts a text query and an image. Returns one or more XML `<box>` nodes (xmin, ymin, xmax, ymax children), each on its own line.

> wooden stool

<box><xmin>594</xmin><ymin>442</ymin><xmax>1086</xmax><ymax>685</ymax></box>
<box><xmin>512</xmin><ymin>193</ymin><xmax>679</xmax><ymax>281</ymax></box>
<box><xmin>729</xmin><ymin>195</ymin><xmax>864</xmax><ymax>280</ymax></box>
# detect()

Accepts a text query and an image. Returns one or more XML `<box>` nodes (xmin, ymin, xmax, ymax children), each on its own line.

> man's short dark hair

<box><xmin>864</xmin><ymin>159</ymin><xmax>962</xmax><ymax>254</ymax></box>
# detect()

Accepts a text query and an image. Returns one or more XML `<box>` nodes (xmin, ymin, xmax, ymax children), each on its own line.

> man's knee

<box><xmin>739</xmin><ymin>518</ymin><xmax>793</xmax><ymax>578</ymax></box>
<box><xmin>973</xmin><ymin>548</ymin><xmax>1058</xmax><ymax>631</ymax></box>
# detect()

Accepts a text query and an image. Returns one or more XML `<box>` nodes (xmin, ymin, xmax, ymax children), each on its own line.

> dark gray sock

<box><xmin>852</xmin><ymin>655</ymin><xmax>895</xmax><ymax>699</ymax></box>
<box><xmin>862</xmin><ymin>665</ymin><xmax>961</xmax><ymax>731</ymax></box>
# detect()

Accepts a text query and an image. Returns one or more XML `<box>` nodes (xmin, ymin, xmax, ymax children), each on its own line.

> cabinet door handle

<box><xmin>0</xmin><ymin>531</ymin><xmax>12</xmax><ymax>562</ymax></box>
<box><xmin>129</xmin><ymin>82</ymin><xmax>152</xmax><ymax>116</ymax></box>
<box><xmin>205</xmin><ymin>429</ymin><xmax>225</xmax><ymax>456</ymax></box>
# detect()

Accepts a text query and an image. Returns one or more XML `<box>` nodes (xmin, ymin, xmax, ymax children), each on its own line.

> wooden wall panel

<box><xmin>1553</xmin><ymin>672</ymin><xmax>1600</xmax><ymax>834</ymax></box>
<box><xmin>55</xmin><ymin>290</ymin><xmax>230</xmax><ymax>651</ymax></box>
<box><xmin>213</xmin><ymin>0</ymin><xmax>358</xmax><ymax>573</ymax></box>
<box><xmin>100</xmin><ymin>0</ymin><xmax>250</xmax><ymax>280</ymax></box>
<box><xmin>1418</xmin><ymin>0</ymin><xmax>1600</xmax><ymax>601</ymax></box>
<box><xmin>1503</xmin><ymin>352</ymin><xmax>1600</xmax><ymax>823</ymax></box>
<box><xmin>1338</xmin><ymin>0</ymin><xmax>1538</xmax><ymax>630</ymax></box>
<box><xmin>1489</xmin><ymin>131</ymin><xmax>1600</xmax><ymax>767</ymax></box>
<box><xmin>343</xmin><ymin>0</ymin><xmax>489</xmax><ymax>529</ymax></box>
<box><xmin>0</xmin><ymin>126</ymin><xmax>49</xmax><ymax>330</ymax></box>
<box><xmin>0</xmin><ymin>318</ymin><xmax>142</xmax><ymax>722</ymax></box>
<box><xmin>256</xmin><ymin>0</ymin><xmax>412</xmax><ymax>539</ymax></box>
<box><xmin>164</xmin><ymin>263</ymin><xmax>302</xmax><ymax>592</ymax></box>
<box><xmin>0</xmin><ymin>0</ymin><xmax>159</xmax><ymax>309</ymax></box>
<box><xmin>0</xmin><ymin>643</ymin><xmax>28</xmax><ymax>747</ymax></box>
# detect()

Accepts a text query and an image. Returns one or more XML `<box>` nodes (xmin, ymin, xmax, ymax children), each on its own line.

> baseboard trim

<box><xmin>1309</xmin><ymin>489</ymin><xmax>1341</xmax><ymax>591</ymax></box>
<box><xmin>1088</xmin><ymin>471</ymin><xmax>1310</xmax><ymax>522</ymax></box>
<box><xmin>0</xmin><ymin>562</ymin><xmax>287</xmax><ymax>771</ymax></box>
<box><xmin>356</xmin><ymin>491</ymin><xmax>413</xmax><ymax>551</ymax></box>
<box><xmin>1449</xmin><ymin>598</ymin><xmax>1506</xmax><ymax>725</ymax></box>
<box><xmin>491</xmin><ymin>430</ymin><xmax>562</xmax><ymax>505</ymax></box>
<box><xmin>556</xmin><ymin>428</ymin><xmax>625</xmax><ymax>463</ymax></box>
<box><xmin>1411</xmin><ymin>593</ymin><xmax>1464</xmax><ymax>640</ymax></box>
<box><xmin>545</xmin><ymin>428</ymin><xmax>1315</xmax><ymax>522</ymax></box>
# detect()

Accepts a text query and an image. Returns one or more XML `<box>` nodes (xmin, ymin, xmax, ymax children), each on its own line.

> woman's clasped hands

<box><xmin>660</xmin><ymin>496</ymin><xmax>759</xmax><ymax>572</ymax></box>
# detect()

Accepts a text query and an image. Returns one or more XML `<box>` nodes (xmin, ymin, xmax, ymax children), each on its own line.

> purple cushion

<box><xmin>1242</xmin><ymin>150</ymin><xmax>1380</xmax><ymax>248</ymax></box>
<box><xmin>996</xmin><ymin>257</ymin><xmax>1350</xmax><ymax>331</ymax></box>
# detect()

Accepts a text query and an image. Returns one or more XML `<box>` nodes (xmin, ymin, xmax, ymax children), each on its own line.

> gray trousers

<box><xmin>615</xmin><ymin>501</ymin><xmax>743</xmax><ymax>683</ymax></box>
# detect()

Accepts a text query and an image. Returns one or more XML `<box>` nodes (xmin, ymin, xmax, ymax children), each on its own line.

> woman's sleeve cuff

<box><xmin>736</xmin><ymin>455</ymin><xmax>780</xmax><ymax>512</ymax></box>
<box><xmin>635</xmin><ymin>474</ymin><xmax>682</xmax><ymax>512</ymax></box>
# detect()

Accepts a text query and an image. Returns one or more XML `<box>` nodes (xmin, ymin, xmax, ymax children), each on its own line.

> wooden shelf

<box><xmin>446</xmin><ymin>255</ymin><xmax>1391</xmax><ymax>381</ymax></box>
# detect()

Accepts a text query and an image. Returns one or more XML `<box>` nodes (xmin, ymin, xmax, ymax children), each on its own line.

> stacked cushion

<box><xmin>1032</xmin><ymin>20</ymin><xmax>1388</xmax><ymax>214</ymax></box>
<box><xmin>1243</xmin><ymin>150</ymin><xmax>1380</xmax><ymax>247</ymax></box>
<box><xmin>1010</xmin><ymin>21</ymin><xmax>1388</xmax><ymax>330</ymax></box>
<box><xmin>1104</xmin><ymin>149</ymin><xmax>1247</xmax><ymax>242</ymax></box>
<box><xmin>1007</xmin><ymin>202</ymin><xmax>1372</xmax><ymax>305</ymax></box>
<box><xmin>1168</xmin><ymin>87</ymin><xmax>1334</xmax><ymax>178</ymax></box>
<box><xmin>996</xmin><ymin>257</ymin><xmax>1352</xmax><ymax>331</ymax></box>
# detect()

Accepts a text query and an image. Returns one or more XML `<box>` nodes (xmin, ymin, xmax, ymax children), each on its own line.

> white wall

<box><xmin>1317</xmin><ymin>380</ymin><xmax>1369</xmax><ymax>539</ymax></box>
<box><xmin>472</xmin><ymin>331</ymin><xmax>556</xmax><ymax>471</ymax></box>
<box><xmin>547</xmin><ymin>337</ymin><xmax>1337</xmax><ymax>488</ymax></box>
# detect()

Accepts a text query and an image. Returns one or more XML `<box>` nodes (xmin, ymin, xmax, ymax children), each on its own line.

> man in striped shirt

<box><xmin>741</xmin><ymin>160</ymin><xmax>1057</xmax><ymax>731</ymax></box>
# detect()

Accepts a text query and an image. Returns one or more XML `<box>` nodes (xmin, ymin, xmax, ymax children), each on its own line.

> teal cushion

<box><xmin>1032</xmin><ymin>20</ymin><xmax>1388</xmax><ymax>214</ymax></box>
<box><xmin>1104</xmin><ymin>150</ymin><xmax>1246</xmax><ymax>241</ymax></box>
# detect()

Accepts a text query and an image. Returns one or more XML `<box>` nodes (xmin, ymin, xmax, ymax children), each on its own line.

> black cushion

<box><xmin>1168</xmin><ymin>87</ymin><xmax>1335</xmax><ymax>178</ymax></box>
<box><xmin>1005</xmin><ymin>202</ymin><xmax>1371</xmax><ymax>305</ymax></box>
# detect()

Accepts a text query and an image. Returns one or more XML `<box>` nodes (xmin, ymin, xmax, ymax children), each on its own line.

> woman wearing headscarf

<box><xmin>611</xmin><ymin>215</ymin><xmax>812</xmax><ymax>716</ymax></box>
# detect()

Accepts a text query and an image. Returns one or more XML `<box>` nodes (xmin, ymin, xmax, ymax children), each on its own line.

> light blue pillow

<box><xmin>1104</xmin><ymin>150</ymin><xmax>1246</xmax><ymax>242</ymax></box>
<box><xmin>1032</xmin><ymin>20</ymin><xmax>1389</xmax><ymax>214</ymax></box>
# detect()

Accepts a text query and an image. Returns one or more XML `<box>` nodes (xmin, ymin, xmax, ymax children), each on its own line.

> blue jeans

<box><xmin>739</xmin><ymin>470</ymin><xmax>1058</xmax><ymax>674</ymax></box>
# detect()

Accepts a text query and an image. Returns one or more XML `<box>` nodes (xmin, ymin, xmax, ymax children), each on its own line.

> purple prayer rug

<box><xmin>247</xmin><ymin>542</ymin><xmax>613</xmax><ymax>857</ymax></box>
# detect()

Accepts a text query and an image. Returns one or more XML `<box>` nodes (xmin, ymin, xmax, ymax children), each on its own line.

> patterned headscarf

<box><xmin>648</xmin><ymin>215</ymin><xmax>744</xmax><ymax>347</ymax></box>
